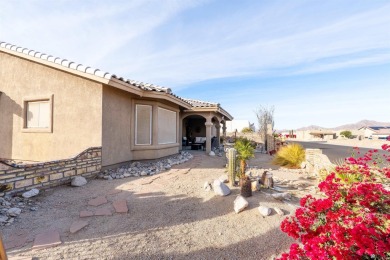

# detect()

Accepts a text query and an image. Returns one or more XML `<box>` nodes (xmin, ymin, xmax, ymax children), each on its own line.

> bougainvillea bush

<box><xmin>279</xmin><ymin>144</ymin><xmax>390</xmax><ymax>259</ymax></box>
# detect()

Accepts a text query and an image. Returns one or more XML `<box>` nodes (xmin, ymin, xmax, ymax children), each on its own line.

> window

<box><xmin>23</xmin><ymin>95</ymin><xmax>53</xmax><ymax>132</ymax></box>
<box><xmin>158</xmin><ymin>107</ymin><xmax>176</xmax><ymax>144</ymax></box>
<box><xmin>27</xmin><ymin>101</ymin><xmax>50</xmax><ymax>128</ymax></box>
<box><xmin>135</xmin><ymin>104</ymin><xmax>152</xmax><ymax>145</ymax></box>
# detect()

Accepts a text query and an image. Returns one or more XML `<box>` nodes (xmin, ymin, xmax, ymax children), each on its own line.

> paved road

<box><xmin>292</xmin><ymin>141</ymin><xmax>387</xmax><ymax>163</ymax></box>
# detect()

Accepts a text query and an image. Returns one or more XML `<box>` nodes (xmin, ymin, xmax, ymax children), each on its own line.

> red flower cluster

<box><xmin>279</xmin><ymin>146</ymin><xmax>390</xmax><ymax>259</ymax></box>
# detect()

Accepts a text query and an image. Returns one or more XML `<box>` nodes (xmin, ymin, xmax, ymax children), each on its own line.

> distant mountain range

<box><xmin>296</xmin><ymin>120</ymin><xmax>390</xmax><ymax>131</ymax></box>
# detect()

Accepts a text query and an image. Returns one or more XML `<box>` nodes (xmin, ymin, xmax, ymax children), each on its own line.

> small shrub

<box><xmin>272</xmin><ymin>144</ymin><xmax>305</xmax><ymax>168</ymax></box>
<box><xmin>241</xmin><ymin>127</ymin><xmax>254</xmax><ymax>134</ymax></box>
<box><xmin>340</xmin><ymin>130</ymin><xmax>352</xmax><ymax>139</ymax></box>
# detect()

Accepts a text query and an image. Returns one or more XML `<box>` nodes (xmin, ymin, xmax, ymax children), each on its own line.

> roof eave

<box><xmin>184</xmin><ymin>106</ymin><xmax>233</xmax><ymax>120</ymax></box>
<box><xmin>143</xmin><ymin>91</ymin><xmax>192</xmax><ymax>109</ymax></box>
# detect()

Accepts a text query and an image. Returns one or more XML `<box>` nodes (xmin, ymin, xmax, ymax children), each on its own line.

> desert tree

<box><xmin>255</xmin><ymin>105</ymin><xmax>275</xmax><ymax>151</ymax></box>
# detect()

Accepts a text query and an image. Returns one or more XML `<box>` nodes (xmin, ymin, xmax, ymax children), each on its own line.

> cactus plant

<box><xmin>227</xmin><ymin>148</ymin><xmax>237</xmax><ymax>186</ymax></box>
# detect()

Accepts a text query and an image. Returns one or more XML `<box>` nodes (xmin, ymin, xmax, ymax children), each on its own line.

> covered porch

<box><xmin>179</xmin><ymin>99</ymin><xmax>233</xmax><ymax>154</ymax></box>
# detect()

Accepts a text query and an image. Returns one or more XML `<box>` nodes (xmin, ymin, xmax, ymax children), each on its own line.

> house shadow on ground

<box><xmin>5</xmin><ymin>152</ymin><xmax>295</xmax><ymax>259</ymax></box>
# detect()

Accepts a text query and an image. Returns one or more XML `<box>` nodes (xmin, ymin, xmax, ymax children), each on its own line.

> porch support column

<box><xmin>222</xmin><ymin>123</ymin><xmax>227</xmax><ymax>140</ymax></box>
<box><xmin>215</xmin><ymin>124</ymin><xmax>221</xmax><ymax>147</ymax></box>
<box><xmin>205</xmin><ymin>121</ymin><xmax>213</xmax><ymax>154</ymax></box>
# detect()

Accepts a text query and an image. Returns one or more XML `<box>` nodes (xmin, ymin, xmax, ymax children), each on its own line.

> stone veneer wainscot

<box><xmin>0</xmin><ymin>147</ymin><xmax>101</xmax><ymax>197</ymax></box>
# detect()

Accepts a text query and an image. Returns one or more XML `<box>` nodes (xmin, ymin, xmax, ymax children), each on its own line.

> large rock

<box><xmin>7</xmin><ymin>208</ymin><xmax>22</xmax><ymax>217</ymax></box>
<box><xmin>22</xmin><ymin>188</ymin><xmax>39</xmax><ymax>198</ymax></box>
<box><xmin>258</xmin><ymin>206</ymin><xmax>271</xmax><ymax>216</ymax></box>
<box><xmin>234</xmin><ymin>195</ymin><xmax>249</xmax><ymax>213</ymax></box>
<box><xmin>272</xmin><ymin>192</ymin><xmax>292</xmax><ymax>201</ymax></box>
<box><xmin>71</xmin><ymin>176</ymin><xmax>87</xmax><ymax>187</ymax></box>
<box><xmin>213</xmin><ymin>180</ymin><xmax>231</xmax><ymax>196</ymax></box>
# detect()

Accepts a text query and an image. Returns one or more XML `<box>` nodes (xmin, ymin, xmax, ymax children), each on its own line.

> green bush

<box><xmin>340</xmin><ymin>130</ymin><xmax>352</xmax><ymax>139</ymax></box>
<box><xmin>241</xmin><ymin>127</ymin><xmax>254</xmax><ymax>133</ymax></box>
<box><xmin>272</xmin><ymin>144</ymin><xmax>305</xmax><ymax>168</ymax></box>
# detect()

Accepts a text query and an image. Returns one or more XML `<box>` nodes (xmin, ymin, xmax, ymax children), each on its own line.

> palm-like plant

<box><xmin>234</xmin><ymin>137</ymin><xmax>255</xmax><ymax>178</ymax></box>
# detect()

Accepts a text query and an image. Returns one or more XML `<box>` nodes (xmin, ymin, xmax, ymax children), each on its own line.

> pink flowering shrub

<box><xmin>279</xmin><ymin>144</ymin><xmax>390</xmax><ymax>259</ymax></box>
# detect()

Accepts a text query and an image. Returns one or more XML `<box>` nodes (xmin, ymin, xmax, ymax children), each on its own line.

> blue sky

<box><xmin>1</xmin><ymin>0</ymin><xmax>389</xmax><ymax>129</ymax></box>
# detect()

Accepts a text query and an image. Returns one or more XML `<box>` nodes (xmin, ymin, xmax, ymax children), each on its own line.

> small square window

<box><xmin>27</xmin><ymin>100</ymin><xmax>50</xmax><ymax>128</ymax></box>
<box><xmin>23</xmin><ymin>95</ymin><xmax>53</xmax><ymax>133</ymax></box>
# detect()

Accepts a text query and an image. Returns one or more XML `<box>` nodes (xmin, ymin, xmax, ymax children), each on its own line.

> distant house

<box><xmin>0</xmin><ymin>41</ymin><xmax>233</xmax><ymax>167</ymax></box>
<box><xmin>225</xmin><ymin>120</ymin><xmax>253</xmax><ymax>133</ymax></box>
<box><xmin>358</xmin><ymin>126</ymin><xmax>390</xmax><ymax>139</ymax></box>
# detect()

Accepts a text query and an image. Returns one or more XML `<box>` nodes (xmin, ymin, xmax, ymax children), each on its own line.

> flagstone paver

<box><xmin>70</xmin><ymin>220</ymin><xmax>89</xmax><ymax>233</ymax></box>
<box><xmin>4</xmin><ymin>230</ymin><xmax>28</xmax><ymax>249</ymax></box>
<box><xmin>32</xmin><ymin>230</ymin><xmax>61</xmax><ymax>250</ymax></box>
<box><xmin>94</xmin><ymin>208</ymin><xmax>112</xmax><ymax>216</ymax></box>
<box><xmin>113</xmin><ymin>200</ymin><xmax>128</xmax><ymax>213</ymax></box>
<box><xmin>79</xmin><ymin>210</ymin><xmax>94</xmax><ymax>218</ymax></box>
<box><xmin>88</xmin><ymin>196</ymin><xmax>108</xmax><ymax>206</ymax></box>
<box><xmin>107</xmin><ymin>189</ymin><xmax>122</xmax><ymax>195</ymax></box>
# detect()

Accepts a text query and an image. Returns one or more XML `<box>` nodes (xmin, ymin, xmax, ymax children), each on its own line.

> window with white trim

<box><xmin>158</xmin><ymin>107</ymin><xmax>176</xmax><ymax>144</ymax></box>
<box><xmin>26</xmin><ymin>100</ymin><xmax>50</xmax><ymax>128</ymax></box>
<box><xmin>135</xmin><ymin>104</ymin><xmax>152</xmax><ymax>145</ymax></box>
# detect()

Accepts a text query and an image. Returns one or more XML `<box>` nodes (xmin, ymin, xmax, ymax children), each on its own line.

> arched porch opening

<box><xmin>181</xmin><ymin>114</ymin><xmax>207</xmax><ymax>151</ymax></box>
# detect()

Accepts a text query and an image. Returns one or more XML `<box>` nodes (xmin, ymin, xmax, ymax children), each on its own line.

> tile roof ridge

<box><xmin>0</xmin><ymin>40</ymin><xmax>173</xmax><ymax>94</ymax></box>
<box><xmin>0</xmin><ymin>41</ymin><xmax>113</xmax><ymax>80</ymax></box>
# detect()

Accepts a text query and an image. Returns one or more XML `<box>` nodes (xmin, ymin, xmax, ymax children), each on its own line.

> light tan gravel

<box><xmin>324</xmin><ymin>139</ymin><xmax>388</xmax><ymax>149</ymax></box>
<box><xmin>3</xmin><ymin>152</ymin><xmax>307</xmax><ymax>260</ymax></box>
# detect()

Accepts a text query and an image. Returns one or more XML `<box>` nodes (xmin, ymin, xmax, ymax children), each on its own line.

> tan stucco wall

<box><xmin>102</xmin><ymin>86</ymin><xmax>133</xmax><ymax>166</ymax></box>
<box><xmin>130</xmin><ymin>99</ymin><xmax>180</xmax><ymax>162</ymax></box>
<box><xmin>101</xmin><ymin>89</ymin><xmax>181</xmax><ymax>166</ymax></box>
<box><xmin>0</xmin><ymin>51</ymin><xmax>102</xmax><ymax>162</ymax></box>
<box><xmin>132</xmin><ymin>146</ymin><xmax>179</xmax><ymax>161</ymax></box>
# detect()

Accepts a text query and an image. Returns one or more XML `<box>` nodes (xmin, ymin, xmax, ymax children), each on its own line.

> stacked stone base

<box><xmin>0</xmin><ymin>147</ymin><xmax>102</xmax><ymax>197</ymax></box>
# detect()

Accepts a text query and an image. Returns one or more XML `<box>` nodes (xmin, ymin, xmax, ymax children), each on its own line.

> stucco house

<box><xmin>0</xmin><ymin>41</ymin><xmax>232</xmax><ymax>194</ymax></box>
<box><xmin>358</xmin><ymin>126</ymin><xmax>390</xmax><ymax>139</ymax></box>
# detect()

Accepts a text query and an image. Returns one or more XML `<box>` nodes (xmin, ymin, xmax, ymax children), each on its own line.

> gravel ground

<box><xmin>3</xmin><ymin>151</ymin><xmax>314</xmax><ymax>260</ymax></box>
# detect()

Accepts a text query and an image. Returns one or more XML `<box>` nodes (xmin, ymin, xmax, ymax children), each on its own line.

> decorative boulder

<box><xmin>22</xmin><ymin>188</ymin><xmax>39</xmax><ymax>198</ymax></box>
<box><xmin>71</xmin><ymin>176</ymin><xmax>87</xmax><ymax>187</ymax></box>
<box><xmin>213</xmin><ymin>180</ymin><xmax>231</xmax><ymax>196</ymax></box>
<box><xmin>258</xmin><ymin>206</ymin><xmax>271</xmax><ymax>216</ymax></box>
<box><xmin>272</xmin><ymin>192</ymin><xmax>292</xmax><ymax>201</ymax></box>
<box><xmin>234</xmin><ymin>195</ymin><xmax>249</xmax><ymax>213</ymax></box>
<box><xmin>7</xmin><ymin>208</ymin><xmax>22</xmax><ymax>217</ymax></box>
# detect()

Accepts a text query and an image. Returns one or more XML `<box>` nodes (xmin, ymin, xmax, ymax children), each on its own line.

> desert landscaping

<box><xmin>1</xmin><ymin>147</ymin><xmax>324</xmax><ymax>260</ymax></box>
